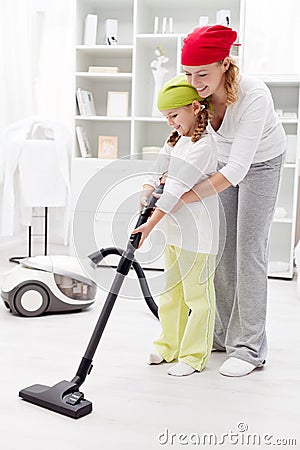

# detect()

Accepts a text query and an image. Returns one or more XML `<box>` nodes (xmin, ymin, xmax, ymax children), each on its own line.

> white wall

<box><xmin>0</xmin><ymin>0</ymin><xmax>75</xmax><ymax>247</ymax></box>
<box><xmin>0</xmin><ymin>0</ymin><xmax>34</xmax><ymax>128</ymax></box>
<box><xmin>0</xmin><ymin>0</ymin><xmax>75</xmax><ymax>129</ymax></box>
<box><xmin>243</xmin><ymin>0</ymin><xmax>300</xmax><ymax>75</ymax></box>
<box><xmin>29</xmin><ymin>0</ymin><xmax>75</xmax><ymax>126</ymax></box>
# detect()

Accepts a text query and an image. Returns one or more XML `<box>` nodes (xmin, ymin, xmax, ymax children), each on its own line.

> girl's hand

<box><xmin>140</xmin><ymin>186</ymin><xmax>154</xmax><ymax>210</ymax></box>
<box><xmin>131</xmin><ymin>222</ymin><xmax>153</xmax><ymax>249</ymax></box>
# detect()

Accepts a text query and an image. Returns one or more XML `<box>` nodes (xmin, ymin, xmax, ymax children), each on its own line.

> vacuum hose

<box><xmin>89</xmin><ymin>180</ymin><xmax>166</xmax><ymax>319</ymax></box>
<box><xmin>88</xmin><ymin>246</ymin><xmax>158</xmax><ymax>318</ymax></box>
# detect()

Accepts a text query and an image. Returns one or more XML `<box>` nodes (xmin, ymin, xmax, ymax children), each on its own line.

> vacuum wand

<box><xmin>19</xmin><ymin>180</ymin><xmax>165</xmax><ymax>419</ymax></box>
<box><xmin>71</xmin><ymin>181</ymin><xmax>165</xmax><ymax>386</ymax></box>
<box><xmin>128</xmin><ymin>181</ymin><xmax>165</xmax><ymax>249</ymax></box>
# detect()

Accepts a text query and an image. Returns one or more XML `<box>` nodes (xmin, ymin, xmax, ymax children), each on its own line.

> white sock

<box><xmin>167</xmin><ymin>362</ymin><xmax>196</xmax><ymax>377</ymax></box>
<box><xmin>219</xmin><ymin>357</ymin><xmax>257</xmax><ymax>377</ymax></box>
<box><xmin>148</xmin><ymin>353</ymin><xmax>164</xmax><ymax>365</ymax></box>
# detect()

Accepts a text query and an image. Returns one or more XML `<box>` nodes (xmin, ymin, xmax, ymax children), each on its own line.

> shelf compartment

<box><xmin>76</xmin><ymin>0</ymin><xmax>134</xmax><ymax>46</ymax></box>
<box><xmin>275</xmin><ymin>167</ymin><xmax>297</xmax><ymax>218</ymax></box>
<box><xmin>267</xmin><ymin>84</ymin><xmax>299</xmax><ymax>120</ymax></box>
<box><xmin>135</xmin><ymin>0</ymin><xmax>241</xmax><ymax>35</ymax></box>
<box><xmin>76</xmin><ymin>46</ymin><xmax>133</xmax><ymax>73</ymax></box>
<box><xmin>134</xmin><ymin>38</ymin><xmax>178</xmax><ymax>117</ymax></box>
<box><xmin>133</xmin><ymin>120</ymin><xmax>169</xmax><ymax>156</ymax></box>
<box><xmin>76</xmin><ymin>77</ymin><xmax>132</xmax><ymax>117</ymax></box>
<box><xmin>268</xmin><ymin>222</ymin><xmax>293</xmax><ymax>279</ymax></box>
<box><xmin>74</xmin><ymin>119</ymin><xmax>131</xmax><ymax>159</ymax></box>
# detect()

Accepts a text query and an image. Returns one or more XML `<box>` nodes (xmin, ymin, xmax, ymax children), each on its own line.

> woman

<box><xmin>180</xmin><ymin>25</ymin><xmax>286</xmax><ymax>377</ymax></box>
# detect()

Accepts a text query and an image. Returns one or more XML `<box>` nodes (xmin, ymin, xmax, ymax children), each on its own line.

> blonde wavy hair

<box><xmin>167</xmin><ymin>98</ymin><xmax>213</xmax><ymax>147</ymax></box>
<box><xmin>219</xmin><ymin>57</ymin><xmax>240</xmax><ymax>105</ymax></box>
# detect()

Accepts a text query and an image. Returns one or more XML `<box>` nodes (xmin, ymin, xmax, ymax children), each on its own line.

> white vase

<box><xmin>151</xmin><ymin>67</ymin><xmax>168</xmax><ymax>116</ymax></box>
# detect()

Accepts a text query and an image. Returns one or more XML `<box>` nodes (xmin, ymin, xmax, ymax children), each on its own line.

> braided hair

<box><xmin>166</xmin><ymin>98</ymin><xmax>213</xmax><ymax>147</ymax></box>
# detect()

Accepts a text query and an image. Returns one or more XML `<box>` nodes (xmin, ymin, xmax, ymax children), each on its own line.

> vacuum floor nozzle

<box><xmin>19</xmin><ymin>380</ymin><xmax>92</xmax><ymax>419</ymax></box>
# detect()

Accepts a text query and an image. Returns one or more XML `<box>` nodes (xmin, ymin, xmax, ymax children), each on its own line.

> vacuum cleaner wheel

<box><xmin>14</xmin><ymin>284</ymin><xmax>50</xmax><ymax>317</ymax></box>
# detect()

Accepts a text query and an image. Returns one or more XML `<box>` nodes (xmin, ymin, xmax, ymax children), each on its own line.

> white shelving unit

<box><xmin>71</xmin><ymin>0</ymin><xmax>243</xmax><ymax>268</ymax></box>
<box><xmin>71</xmin><ymin>0</ymin><xmax>299</xmax><ymax>278</ymax></box>
<box><xmin>74</xmin><ymin>0</ymin><xmax>134</xmax><ymax>158</ymax></box>
<box><xmin>74</xmin><ymin>0</ymin><xmax>243</xmax><ymax>158</ymax></box>
<box><xmin>260</xmin><ymin>77</ymin><xmax>300</xmax><ymax>279</ymax></box>
<box><xmin>241</xmin><ymin>75</ymin><xmax>300</xmax><ymax>279</ymax></box>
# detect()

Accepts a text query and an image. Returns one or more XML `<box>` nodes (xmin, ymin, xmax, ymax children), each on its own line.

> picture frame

<box><xmin>107</xmin><ymin>91</ymin><xmax>128</xmax><ymax>117</ymax></box>
<box><xmin>98</xmin><ymin>135</ymin><xmax>118</xmax><ymax>159</ymax></box>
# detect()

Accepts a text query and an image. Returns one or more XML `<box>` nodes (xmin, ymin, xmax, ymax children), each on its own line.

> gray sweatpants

<box><xmin>214</xmin><ymin>153</ymin><xmax>285</xmax><ymax>366</ymax></box>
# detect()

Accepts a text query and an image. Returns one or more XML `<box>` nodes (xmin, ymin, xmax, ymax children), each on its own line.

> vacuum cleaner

<box><xmin>1</xmin><ymin>255</ymin><xmax>97</xmax><ymax>316</ymax></box>
<box><xmin>1</xmin><ymin>216</ymin><xmax>161</xmax><ymax>319</ymax></box>
<box><xmin>19</xmin><ymin>180</ymin><xmax>164</xmax><ymax>418</ymax></box>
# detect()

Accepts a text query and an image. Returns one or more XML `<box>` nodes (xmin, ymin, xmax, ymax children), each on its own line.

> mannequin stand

<box><xmin>9</xmin><ymin>207</ymin><xmax>48</xmax><ymax>264</ymax></box>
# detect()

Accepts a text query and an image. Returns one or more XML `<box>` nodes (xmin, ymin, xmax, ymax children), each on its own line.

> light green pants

<box><xmin>154</xmin><ymin>245</ymin><xmax>216</xmax><ymax>371</ymax></box>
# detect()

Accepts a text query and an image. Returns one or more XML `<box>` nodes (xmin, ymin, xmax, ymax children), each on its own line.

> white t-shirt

<box><xmin>208</xmin><ymin>74</ymin><xmax>286</xmax><ymax>186</ymax></box>
<box><xmin>144</xmin><ymin>133</ymin><xmax>219</xmax><ymax>255</ymax></box>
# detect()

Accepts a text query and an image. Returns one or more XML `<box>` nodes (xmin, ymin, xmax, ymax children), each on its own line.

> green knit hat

<box><xmin>157</xmin><ymin>74</ymin><xmax>203</xmax><ymax>111</ymax></box>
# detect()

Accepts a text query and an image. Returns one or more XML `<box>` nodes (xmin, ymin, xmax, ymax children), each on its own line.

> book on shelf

<box><xmin>83</xmin><ymin>14</ymin><xmax>98</xmax><ymax>45</ymax></box>
<box><xmin>76</xmin><ymin>88</ymin><xmax>85</xmax><ymax>115</ymax></box>
<box><xmin>76</xmin><ymin>88</ymin><xmax>96</xmax><ymax>116</ymax></box>
<box><xmin>88</xmin><ymin>66</ymin><xmax>120</xmax><ymax>73</ymax></box>
<box><xmin>76</xmin><ymin>126</ymin><xmax>92</xmax><ymax>158</ymax></box>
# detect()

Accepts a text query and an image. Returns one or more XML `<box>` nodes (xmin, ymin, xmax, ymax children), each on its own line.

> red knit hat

<box><xmin>181</xmin><ymin>25</ymin><xmax>238</xmax><ymax>66</ymax></box>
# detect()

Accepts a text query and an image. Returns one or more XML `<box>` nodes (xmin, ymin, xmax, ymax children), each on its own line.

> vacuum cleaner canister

<box><xmin>1</xmin><ymin>255</ymin><xmax>97</xmax><ymax>317</ymax></box>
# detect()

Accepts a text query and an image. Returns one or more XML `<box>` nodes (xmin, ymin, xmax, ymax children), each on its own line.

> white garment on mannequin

<box><xmin>18</xmin><ymin>140</ymin><xmax>67</xmax><ymax>207</ymax></box>
<box><xmin>0</xmin><ymin>117</ymin><xmax>71</xmax><ymax>243</ymax></box>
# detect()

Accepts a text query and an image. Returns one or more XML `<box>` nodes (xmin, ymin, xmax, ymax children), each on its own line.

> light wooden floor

<box><xmin>0</xmin><ymin>243</ymin><xmax>299</xmax><ymax>450</ymax></box>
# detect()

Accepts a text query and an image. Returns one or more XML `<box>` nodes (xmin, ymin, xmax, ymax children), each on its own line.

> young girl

<box><xmin>131</xmin><ymin>74</ymin><xmax>219</xmax><ymax>377</ymax></box>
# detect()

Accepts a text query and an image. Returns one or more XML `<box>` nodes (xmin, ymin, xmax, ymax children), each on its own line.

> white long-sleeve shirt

<box><xmin>0</xmin><ymin>118</ymin><xmax>71</xmax><ymax>243</ymax></box>
<box><xmin>208</xmin><ymin>74</ymin><xmax>286</xmax><ymax>186</ymax></box>
<box><xmin>144</xmin><ymin>133</ymin><xmax>219</xmax><ymax>255</ymax></box>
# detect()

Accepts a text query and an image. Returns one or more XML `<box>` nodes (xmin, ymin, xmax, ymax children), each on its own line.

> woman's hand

<box><xmin>170</xmin><ymin>200</ymin><xmax>182</xmax><ymax>214</ymax></box>
<box><xmin>131</xmin><ymin>222</ymin><xmax>153</xmax><ymax>249</ymax></box>
<box><xmin>140</xmin><ymin>185</ymin><xmax>155</xmax><ymax>210</ymax></box>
